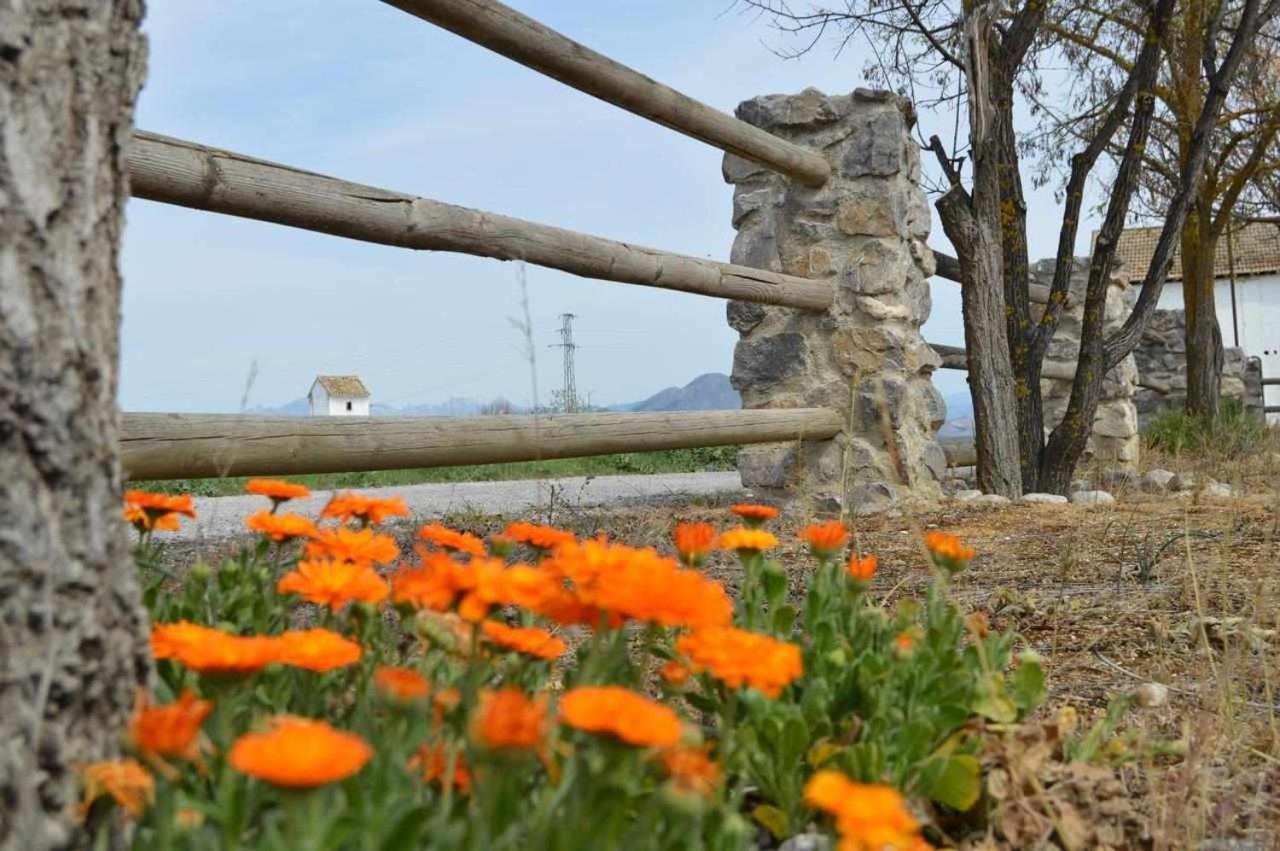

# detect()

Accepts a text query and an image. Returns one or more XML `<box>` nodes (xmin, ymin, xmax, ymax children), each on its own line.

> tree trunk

<box><xmin>1181</xmin><ymin>211</ymin><xmax>1224</xmax><ymax>418</ymax></box>
<box><xmin>0</xmin><ymin>2</ymin><xmax>150</xmax><ymax>848</ymax></box>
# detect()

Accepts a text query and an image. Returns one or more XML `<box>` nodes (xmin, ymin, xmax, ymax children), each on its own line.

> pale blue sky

<box><xmin>121</xmin><ymin>1</ymin><xmax>1089</xmax><ymax>412</ymax></box>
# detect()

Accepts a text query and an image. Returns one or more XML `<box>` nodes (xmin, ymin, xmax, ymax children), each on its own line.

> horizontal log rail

<box><xmin>121</xmin><ymin>408</ymin><xmax>844</xmax><ymax>481</ymax></box>
<box><xmin>128</xmin><ymin>131</ymin><xmax>834</xmax><ymax>311</ymax></box>
<box><xmin>930</xmin><ymin>250</ymin><xmax>1062</xmax><ymax>306</ymax></box>
<box><xmin>930</xmin><ymin>341</ymin><xmax>1171</xmax><ymax>394</ymax></box>
<box><xmin>380</xmin><ymin>0</ymin><xmax>831</xmax><ymax>186</ymax></box>
<box><xmin>1262</xmin><ymin>378</ymin><xmax>1280</xmax><ymax>386</ymax></box>
<box><xmin>942</xmin><ymin>441</ymin><xmax>976</xmax><ymax>468</ymax></box>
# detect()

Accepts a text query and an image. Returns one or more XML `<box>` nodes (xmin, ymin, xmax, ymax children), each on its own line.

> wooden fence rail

<box><xmin>931</xmin><ymin>341</ymin><xmax>1171</xmax><ymax>394</ymax></box>
<box><xmin>379</xmin><ymin>0</ymin><xmax>831</xmax><ymax>186</ymax></box>
<box><xmin>121</xmin><ymin>408</ymin><xmax>844</xmax><ymax>480</ymax></box>
<box><xmin>930</xmin><ymin>251</ymin><xmax>1062</xmax><ymax>305</ymax></box>
<box><xmin>128</xmin><ymin>131</ymin><xmax>833</xmax><ymax>311</ymax></box>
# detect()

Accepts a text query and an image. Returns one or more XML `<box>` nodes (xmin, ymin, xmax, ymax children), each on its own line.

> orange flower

<box><xmin>128</xmin><ymin>691</ymin><xmax>213</xmax><ymax>772</ymax></box>
<box><xmin>717</xmin><ymin>527</ymin><xmax>779</xmax><ymax>554</ymax></box>
<box><xmin>275</xmin><ymin>629</ymin><xmax>362</xmax><ymax>672</ymax></box>
<box><xmin>673</xmin><ymin>522</ymin><xmax>717</xmax><ymax>566</ymax></box>
<box><xmin>409</xmin><ymin>743</ymin><xmax>471</xmax><ymax>794</ymax></box>
<box><xmin>277</xmin><ymin>558</ymin><xmax>389</xmax><ymax>610</ymax></box>
<box><xmin>245</xmin><ymin>511</ymin><xmax>317</xmax><ymax>542</ymax></box>
<box><xmin>481</xmin><ymin>620</ymin><xmax>566</xmax><ymax>660</ymax></box>
<box><xmin>245</xmin><ymin>479</ymin><xmax>311</xmax><ymax>503</ymax></box>
<box><xmin>559</xmin><ymin>686</ymin><xmax>682</xmax><ymax>747</ymax></box>
<box><xmin>389</xmin><ymin>552</ymin><xmax>460</xmax><ymax>612</ymax></box>
<box><xmin>542</xmin><ymin>538</ymin><xmax>732</xmax><ymax>629</ymax></box>
<box><xmin>502</xmin><ymin>564</ymin><xmax>606</xmax><ymax>627</ymax></box>
<box><xmin>305</xmin><ymin>526</ymin><xmax>399</xmax><ymax>566</ymax></box>
<box><xmin>924</xmin><ymin>531</ymin><xmax>976</xmax><ymax>571</ymax></box>
<box><xmin>504</xmin><ymin>521</ymin><xmax>577</xmax><ymax>552</ymax></box>
<box><xmin>676</xmin><ymin>626</ymin><xmax>803</xmax><ymax>698</ymax></box>
<box><xmin>661</xmin><ymin>744</ymin><xmax>721</xmax><ymax>797</ymax></box>
<box><xmin>418</xmin><ymin>523</ymin><xmax>487</xmax><ymax>558</ymax></box>
<box><xmin>660</xmin><ymin>660</ymin><xmax>691</xmax><ymax>686</ymax></box>
<box><xmin>78</xmin><ymin>759</ymin><xmax>154</xmax><ymax>818</ymax></box>
<box><xmin>374</xmin><ymin>666</ymin><xmax>431</xmax><ymax>703</ymax></box>
<box><xmin>230</xmin><ymin>717</ymin><xmax>371</xmax><ymax>788</ymax></box>
<box><xmin>729</xmin><ymin>503</ymin><xmax>778</xmax><ymax>526</ymax></box>
<box><xmin>801</xmin><ymin>520</ymin><xmax>848</xmax><ymax>557</ymax></box>
<box><xmin>151</xmin><ymin>622</ymin><xmax>277</xmax><ymax>676</ymax></box>
<box><xmin>321</xmin><ymin>492</ymin><xmax>410</xmax><ymax>526</ymax></box>
<box><xmin>472</xmin><ymin>688</ymin><xmax>549</xmax><ymax>750</ymax></box>
<box><xmin>125</xmin><ymin>490</ymin><xmax>196</xmax><ymax>518</ymax></box>
<box><xmin>804</xmin><ymin>771</ymin><xmax>924</xmax><ymax>851</ymax></box>
<box><xmin>846</xmin><ymin>554</ymin><xmax>878</xmax><ymax>583</ymax></box>
<box><xmin>123</xmin><ymin>506</ymin><xmax>183</xmax><ymax>533</ymax></box>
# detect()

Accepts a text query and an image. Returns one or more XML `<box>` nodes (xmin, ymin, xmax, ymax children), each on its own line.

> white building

<box><xmin>308</xmin><ymin>375</ymin><xmax>371</xmax><ymax>416</ymax></box>
<box><xmin>1115</xmin><ymin>223</ymin><xmax>1280</xmax><ymax>420</ymax></box>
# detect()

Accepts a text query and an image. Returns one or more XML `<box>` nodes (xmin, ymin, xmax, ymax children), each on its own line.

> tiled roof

<box><xmin>1109</xmin><ymin>222</ymin><xmax>1280</xmax><ymax>282</ymax></box>
<box><xmin>313</xmin><ymin>375</ymin><xmax>370</xmax><ymax>398</ymax></box>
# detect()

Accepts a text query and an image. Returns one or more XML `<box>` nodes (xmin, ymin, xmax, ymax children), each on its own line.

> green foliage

<box><xmin>1143</xmin><ymin>397</ymin><xmax>1269</xmax><ymax>458</ymax></box>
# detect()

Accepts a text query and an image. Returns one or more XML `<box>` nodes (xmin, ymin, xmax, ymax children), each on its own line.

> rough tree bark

<box><xmin>0</xmin><ymin>2</ymin><xmax>150</xmax><ymax>849</ymax></box>
<box><xmin>1181</xmin><ymin>207</ymin><xmax>1225</xmax><ymax>418</ymax></box>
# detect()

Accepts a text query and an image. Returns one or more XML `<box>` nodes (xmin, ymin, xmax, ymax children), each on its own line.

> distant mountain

<box><xmin>618</xmin><ymin>373</ymin><xmax>741</xmax><ymax>413</ymax></box>
<box><xmin>939</xmin><ymin>390</ymin><xmax>974</xmax><ymax>438</ymax></box>
<box><xmin>246</xmin><ymin>397</ymin><xmax>309</xmax><ymax>416</ymax></box>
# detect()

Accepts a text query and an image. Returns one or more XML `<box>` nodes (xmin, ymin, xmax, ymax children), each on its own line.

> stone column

<box><xmin>725</xmin><ymin>88</ymin><xmax>946</xmax><ymax>513</ymax></box>
<box><xmin>1033</xmin><ymin>259</ymin><xmax>1141</xmax><ymax>469</ymax></box>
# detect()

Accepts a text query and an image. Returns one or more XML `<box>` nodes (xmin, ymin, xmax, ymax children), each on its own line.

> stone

<box><xmin>1069</xmin><ymin>479</ymin><xmax>1091</xmax><ymax>492</ymax></box>
<box><xmin>832</xmin><ymin>326</ymin><xmax>904</xmax><ymax>375</ymax></box>
<box><xmin>1099</xmin><ymin>469</ymin><xmax>1139</xmax><ymax>489</ymax></box>
<box><xmin>722</xmin><ymin>153</ymin><xmax>765</xmax><ymax>183</ymax></box>
<box><xmin>842</xmin><ymin>237</ymin><xmax>910</xmax><ymax>297</ymax></box>
<box><xmin>849</xmin><ymin>481</ymin><xmax>897</xmax><ymax>515</ymax></box>
<box><xmin>842</xmin><ymin>108</ymin><xmax>904</xmax><ymax>176</ymax></box>
<box><xmin>1070</xmin><ymin>490</ymin><xmax>1116</xmax><ymax>506</ymax></box>
<box><xmin>1135</xmin><ymin>683</ymin><xmax>1168</xmax><ymax>708</ymax></box>
<box><xmin>736</xmin><ymin>87</ymin><xmax>839</xmax><ymax>129</ymax></box>
<box><xmin>1139</xmin><ymin>469</ymin><xmax>1176</xmax><ymax>492</ymax></box>
<box><xmin>726</xmin><ymin>300</ymin><xmax>766</xmax><ymax>334</ymax></box>
<box><xmin>969</xmin><ymin>494</ymin><xmax>1012</xmax><ymax>506</ymax></box>
<box><xmin>952</xmin><ymin>489</ymin><xmax>982</xmax><ymax>502</ymax></box>
<box><xmin>737</xmin><ymin>445</ymin><xmax>795</xmax><ymax>490</ymax></box>
<box><xmin>1203</xmin><ymin>482</ymin><xmax>1234</xmax><ymax>498</ymax></box>
<box><xmin>835</xmin><ymin>180</ymin><xmax>903</xmax><ymax>237</ymax></box>
<box><xmin>922</xmin><ymin>442</ymin><xmax>948</xmax><ymax>481</ymax></box>
<box><xmin>731</xmin><ymin>333</ymin><xmax>807</xmax><ymax>389</ymax></box>
<box><xmin>729</xmin><ymin>227</ymin><xmax>779</xmax><ymax>271</ymax></box>
<box><xmin>1022</xmin><ymin>493</ymin><xmax>1069</xmax><ymax>504</ymax></box>
<box><xmin>853</xmin><ymin>295</ymin><xmax>912</xmax><ymax>322</ymax></box>
<box><xmin>731</xmin><ymin>186</ymin><xmax>776</xmax><ymax>227</ymax></box>
<box><xmin>1169</xmin><ymin>472</ymin><xmax>1201</xmax><ymax>492</ymax></box>
<box><xmin>779</xmin><ymin>834</ymin><xmax>833</xmax><ymax>851</ymax></box>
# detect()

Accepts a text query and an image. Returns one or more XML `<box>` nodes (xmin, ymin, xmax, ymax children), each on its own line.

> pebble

<box><xmin>1139</xmin><ymin>469</ymin><xmax>1176</xmax><ymax>492</ymax></box>
<box><xmin>1135</xmin><ymin>683</ymin><xmax>1168</xmax><ymax>708</ymax></box>
<box><xmin>1069</xmin><ymin>490</ymin><xmax>1116</xmax><ymax>506</ymax></box>
<box><xmin>1021</xmin><ymin>493</ymin><xmax>1069</xmax><ymax>504</ymax></box>
<box><xmin>952</xmin><ymin>489</ymin><xmax>983</xmax><ymax>502</ymax></box>
<box><xmin>968</xmin><ymin>493</ymin><xmax>1012</xmax><ymax>506</ymax></box>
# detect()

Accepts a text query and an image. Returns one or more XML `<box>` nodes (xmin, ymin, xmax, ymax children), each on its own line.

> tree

<box><xmin>0</xmin><ymin>2</ymin><xmax>150</xmax><ymax>847</ymax></box>
<box><xmin>742</xmin><ymin>0</ymin><xmax>1279</xmax><ymax>494</ymax></box>
<box><xmin>1043</xmin><ymin>0</ymin><xmax>1280</xmax><ymax>419</ymax></box>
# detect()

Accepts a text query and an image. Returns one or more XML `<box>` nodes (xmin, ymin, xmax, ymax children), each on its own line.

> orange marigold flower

<box><xmin>503</xmin><ymin>564</ymin><xmax>605</xmax><ymax>627</ymax></box>
<box><xmin>78</xmin><ymin>759</ymin><xmax>154</xmax><ymax>819</ymax></box>
<box><xmin>661</xmin><ymin>744</ymin><xmax>721</xmax><ymax>797</ymax></box>
<box><xmin>124</xmin><ymin>506</ymin><xmax>183</xmax><ymax>533</ymax></box>
<box><xmin>892</xmin><ymin>630</ymin><xmax>919</xmax><ymax>659</ymax></box>
<box><xmin>245</xmin><ymin>478</ymin><xmax>310</xmax><ymax>503</ymax></box>
<box><xmin>128</xmin><ymin>690</ymin><xmax>213</xmax><ymax>771</ymax></box>
<box><xmin>305</xmin><ymin>526</ymin><xmax>400</xmax><ymax>566</ymax></box>
<box><xmin>374</xmin><ymin>666</ymin><xmax>431</xmax><ymax>703</ymax></box>
<box><xmin>473</xmin><ymin>688</ymin><xmax>549</xmax><ymax>750</ymax></box>
<box><xmin>729</xmin><ymin>503</ymin><xmax>778</xmax><ymax>526</ymax></box>
<box><xmin>151</xmin><ymin>622</ymin><xmax>277</xmax><ymax>676</ymax></box>
<box><xmin>717</xmin><ymin>527</ymin><xmax>779</xmax><ymax>554</ymax></box>
<box><xmin>676</xmin><ymin>626</ymin><xmax>803</xmax><ymax>698</ymax></box>
<box><xmin>481</xmin><ymin>620</ymin><xmax>566</xmax><ymax>660</ymax></box>
<box><xmin>409</xmin><ymin>743</ymin><xmax>471</xmax><ymax>794</ymax></box>
<box><xmin>846</xmin><ymin>554</ymin><xmax>878</xmax><ymax>583</ymax></box>
<box><xmin>275</xmin><ymin>628</ymin><xmax>362</xmax><ymax>672</ymax></box>
<box><xmin>673</xmin><ymin>522</ymin><xmax>717</xmax><ymax>566</ymax></box>
<box><xmin>559</xmin><ymin>686</ymin><xmax>682</xmax><ymax>747</ymax></box>
<box><xmin>321</xmin><ymin>492</ymin><xmax>410</xmax><ymax>526</ymax></box>
<box><xmin>230</xmin><ymin>717</ymin><xmax>372</xmax><ymax>788</ymax></box>
<box><xmin>389</xmin><ymin>552</ymin><xmax>460</xmax><ymax>612</ymax></box>
<box><xmin>660</xmin><ymin>660</ymin><xmax>691</xmax><ymax>686</ymax></box>
<box><xmin>245</xmin><ymin>511</ymin><xmax>317</xmax><ymax>542</ymax></box>
<box><xmin>125</xmin><ymin>490</ymin><xmax>197</xmax><ymax>519</ymax></box>
<box><xmin>804</xmin><ymin>771</ymin><xmax>924</xmax><ymax>851</ymax></box>
<box><xmin>504</xmin><ymin>521</ymin><xmax>577</xmax><ymax>552</ymax></box>
<box><xmin>418</xmin><ymin>523</ymin><xmax>487</xmax><ymax>557</ymax></box>
<box><xmin>277</xmin><ymin>558</ymin><xmax>389</xmax><ymax>610</ymax></box>
<box><xmin>801</xmin><ymin>520</ymin><xmax>849</xmax><ymax>557</ymax></box>
<box><xmin>924</xmin><ymin>531</ymin><xmax>976</xmax><ymax>570</ymax></box>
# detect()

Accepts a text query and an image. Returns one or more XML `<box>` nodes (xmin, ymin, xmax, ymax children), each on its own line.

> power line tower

<box><xmin>550</xmin><ymin>313</ymin><xmax>578</xmax><ymax>413</ymax></box>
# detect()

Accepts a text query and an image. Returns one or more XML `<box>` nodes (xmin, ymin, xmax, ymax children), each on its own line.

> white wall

<box><xmin>308</xmin><ymin>383</ymin><xmax>329</xmax><ymax>416</ymax></box>
<box><xmin>326</xmin><ymin>396</ymin><xmax>370</xmax><ymax>416</ymax></box>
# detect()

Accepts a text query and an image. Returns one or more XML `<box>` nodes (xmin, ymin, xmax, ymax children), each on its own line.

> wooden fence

<box><xmin>123</xmin><ymin>0</ymin><xmax>975</xmax><ymax>481</ymax></box>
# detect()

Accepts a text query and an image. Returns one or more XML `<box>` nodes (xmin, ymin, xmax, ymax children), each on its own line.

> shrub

<box><xmin>86</xmin><ymin>487</ymin><xmax>1047</xmax><ymax>849</ymax></box>
<box><xmin>1143</xmin><ymin>397</ymin><xmax>1270</xmax><ymax>458</ymax></box>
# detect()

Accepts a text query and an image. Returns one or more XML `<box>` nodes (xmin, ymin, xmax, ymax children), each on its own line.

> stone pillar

<box><xmin>725</xmin><ymin>88</ymin><xmax>946</xmax><ymax>514</ymax></box>
<box><xmin>1033</xmin><ymin>259</ymin><xmax>1141</xmax><ymax>469</ymax></box>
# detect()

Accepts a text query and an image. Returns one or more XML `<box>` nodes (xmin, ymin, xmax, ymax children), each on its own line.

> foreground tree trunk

<box><xmin>1182</xmin><ymin>210</ymin><xmax>1225</xmax><ymax>418</ymax></box>
<box><xmin>0</xmin><ymin>2</ymin><xmax>150</xmax><ymax>848</ymax></box>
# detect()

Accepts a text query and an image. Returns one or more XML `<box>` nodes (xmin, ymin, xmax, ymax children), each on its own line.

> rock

<box><xmin>1203</xmin><ymin>482</ymin><xmax>1234</xmax><ymax>498</ymax></box>
<box><xmin>737</xmin><ymin>88</ymin><xmax>839</xmax><ymax>129</ymax></box>
<box><xmin>1022</xmin><ymin>493</ymin><xmax>1069</xmax><ymax>504</ymax></box>
<box><xmin>1100</xmin><ymin>469</ymin><xmax>1138</xmax><ymax>489</ymax></box>
<box><xmin>848</xmin><ymin>482</ymin><xmax>896</xmax><ymax>515</ymax></box>
<box><xmin>779</xmin><ymin>834</ymin><xmax>833</xmax><ymax>851</ymax></box>
<box><xmin>737</xmin><ymin>445</ymin><xmax>794</xmax><ymax>490</ymax></box>
<box><xmin>1069</xmin><ymin>479</ymin><xmax>1091</xmax><ymax>493</ymax></box>
<box><xmin>731</xmin><ymin>333</ymin><xmax>808</xmax><ymax>388</ymax></box>
<box><xmin>969</xmin><ymin>493</ymin><xmax>1012</xmax><ymax>506</ymax></box>
<box><xmin>726</xmin><ymin>300</ymin><xmax>766</xmax><ymax>334</ymax></box>
<box><xmin>1169</xmin><ymin>472</ymin><xmax>1214</xmax><ymax>492</ymax></box>
<box><xmin>1135</xmin><ymin>683</ymin><xmax>1168</xmax><ymax>708</ymax></box>
<box><xmin>842</xmin><ymin>108</ymin><xmax>904</xmax><ymax>176</ymax></box>
<box><xmin>1139</xmin><ymin>469</ymin><xmax>1176</xmax><ymax>492</ymax></box>
<box><xmin>1070</xmin><ymin>490</ymin><xmax>1116</xmax><ymax>506</ymax></box>
<box><xmin>952</xmin><ymin>489</ymin><xmax>983</xmax><ymax>502</ymax></box>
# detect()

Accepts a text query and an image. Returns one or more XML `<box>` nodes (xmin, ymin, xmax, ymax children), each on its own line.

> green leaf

<box><xmin>762</xmin><ymin>562</ymin><xmax>788</xmax><ymax>609</ymax></box>
<box><xmin>925</xmin><ymin>753</ymin><xmax>981</xmax><ymax>811</ymax></box>
<box><xmin>1010</xmin><ymin>657</ymin><xmax>1046</xmax><ymax>714</ymax></box>
<box><xmin>772</xmin><ymin>604</ymin><xmax>797</xmax><ymax>635</ymax></box>
<box><xmin>378</xmin><ymin>805</ymin><xmax>431</xmax><ymax>851</ymax></box>
<box><xmin>751</xmin><ymin>804</ymin><xmax>790</xmax><ymax>840</ymax></box>
<box><xmin>972</xmin><ymin>676</ymin><xmax>1018</xmax><ymax>723</ymax></box>
<box><xmin>806</xmin><ymin>738</ymin><xmax>842</xmax><ymax>768</ymax></box>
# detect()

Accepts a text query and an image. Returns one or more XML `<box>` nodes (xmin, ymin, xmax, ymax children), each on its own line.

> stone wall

<box><xmin>1133</xmin><ymin>309</ymin><xmax>1265</xmax><ymax>425</ymax></box>
<box><xmin>725</xmin><ymin>88</ymin><xmax>946</xmax><ymax>514</ymax></box>
<box><xmin>1030</xmin><ymin>259</ymin><xmax>1142</xmax><ymax>468</ymax></box>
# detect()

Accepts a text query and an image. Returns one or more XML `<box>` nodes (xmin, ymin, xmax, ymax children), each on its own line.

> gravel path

<box><xmin>177</xmin><ymin>472</ymin><xmax>745</xmax><ymax>540</ymax></box>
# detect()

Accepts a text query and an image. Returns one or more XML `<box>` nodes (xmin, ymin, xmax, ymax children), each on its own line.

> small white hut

<box><xmin>308</xmin><ymin>375</ymin><xmax>371</xmax><ymax>416</ymax></box>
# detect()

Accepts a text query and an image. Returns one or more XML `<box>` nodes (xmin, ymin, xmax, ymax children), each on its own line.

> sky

<box><xmin>121</xmin><ymin>0</ymin><xmax>1096</xmax><ymax>413</ymax></box>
